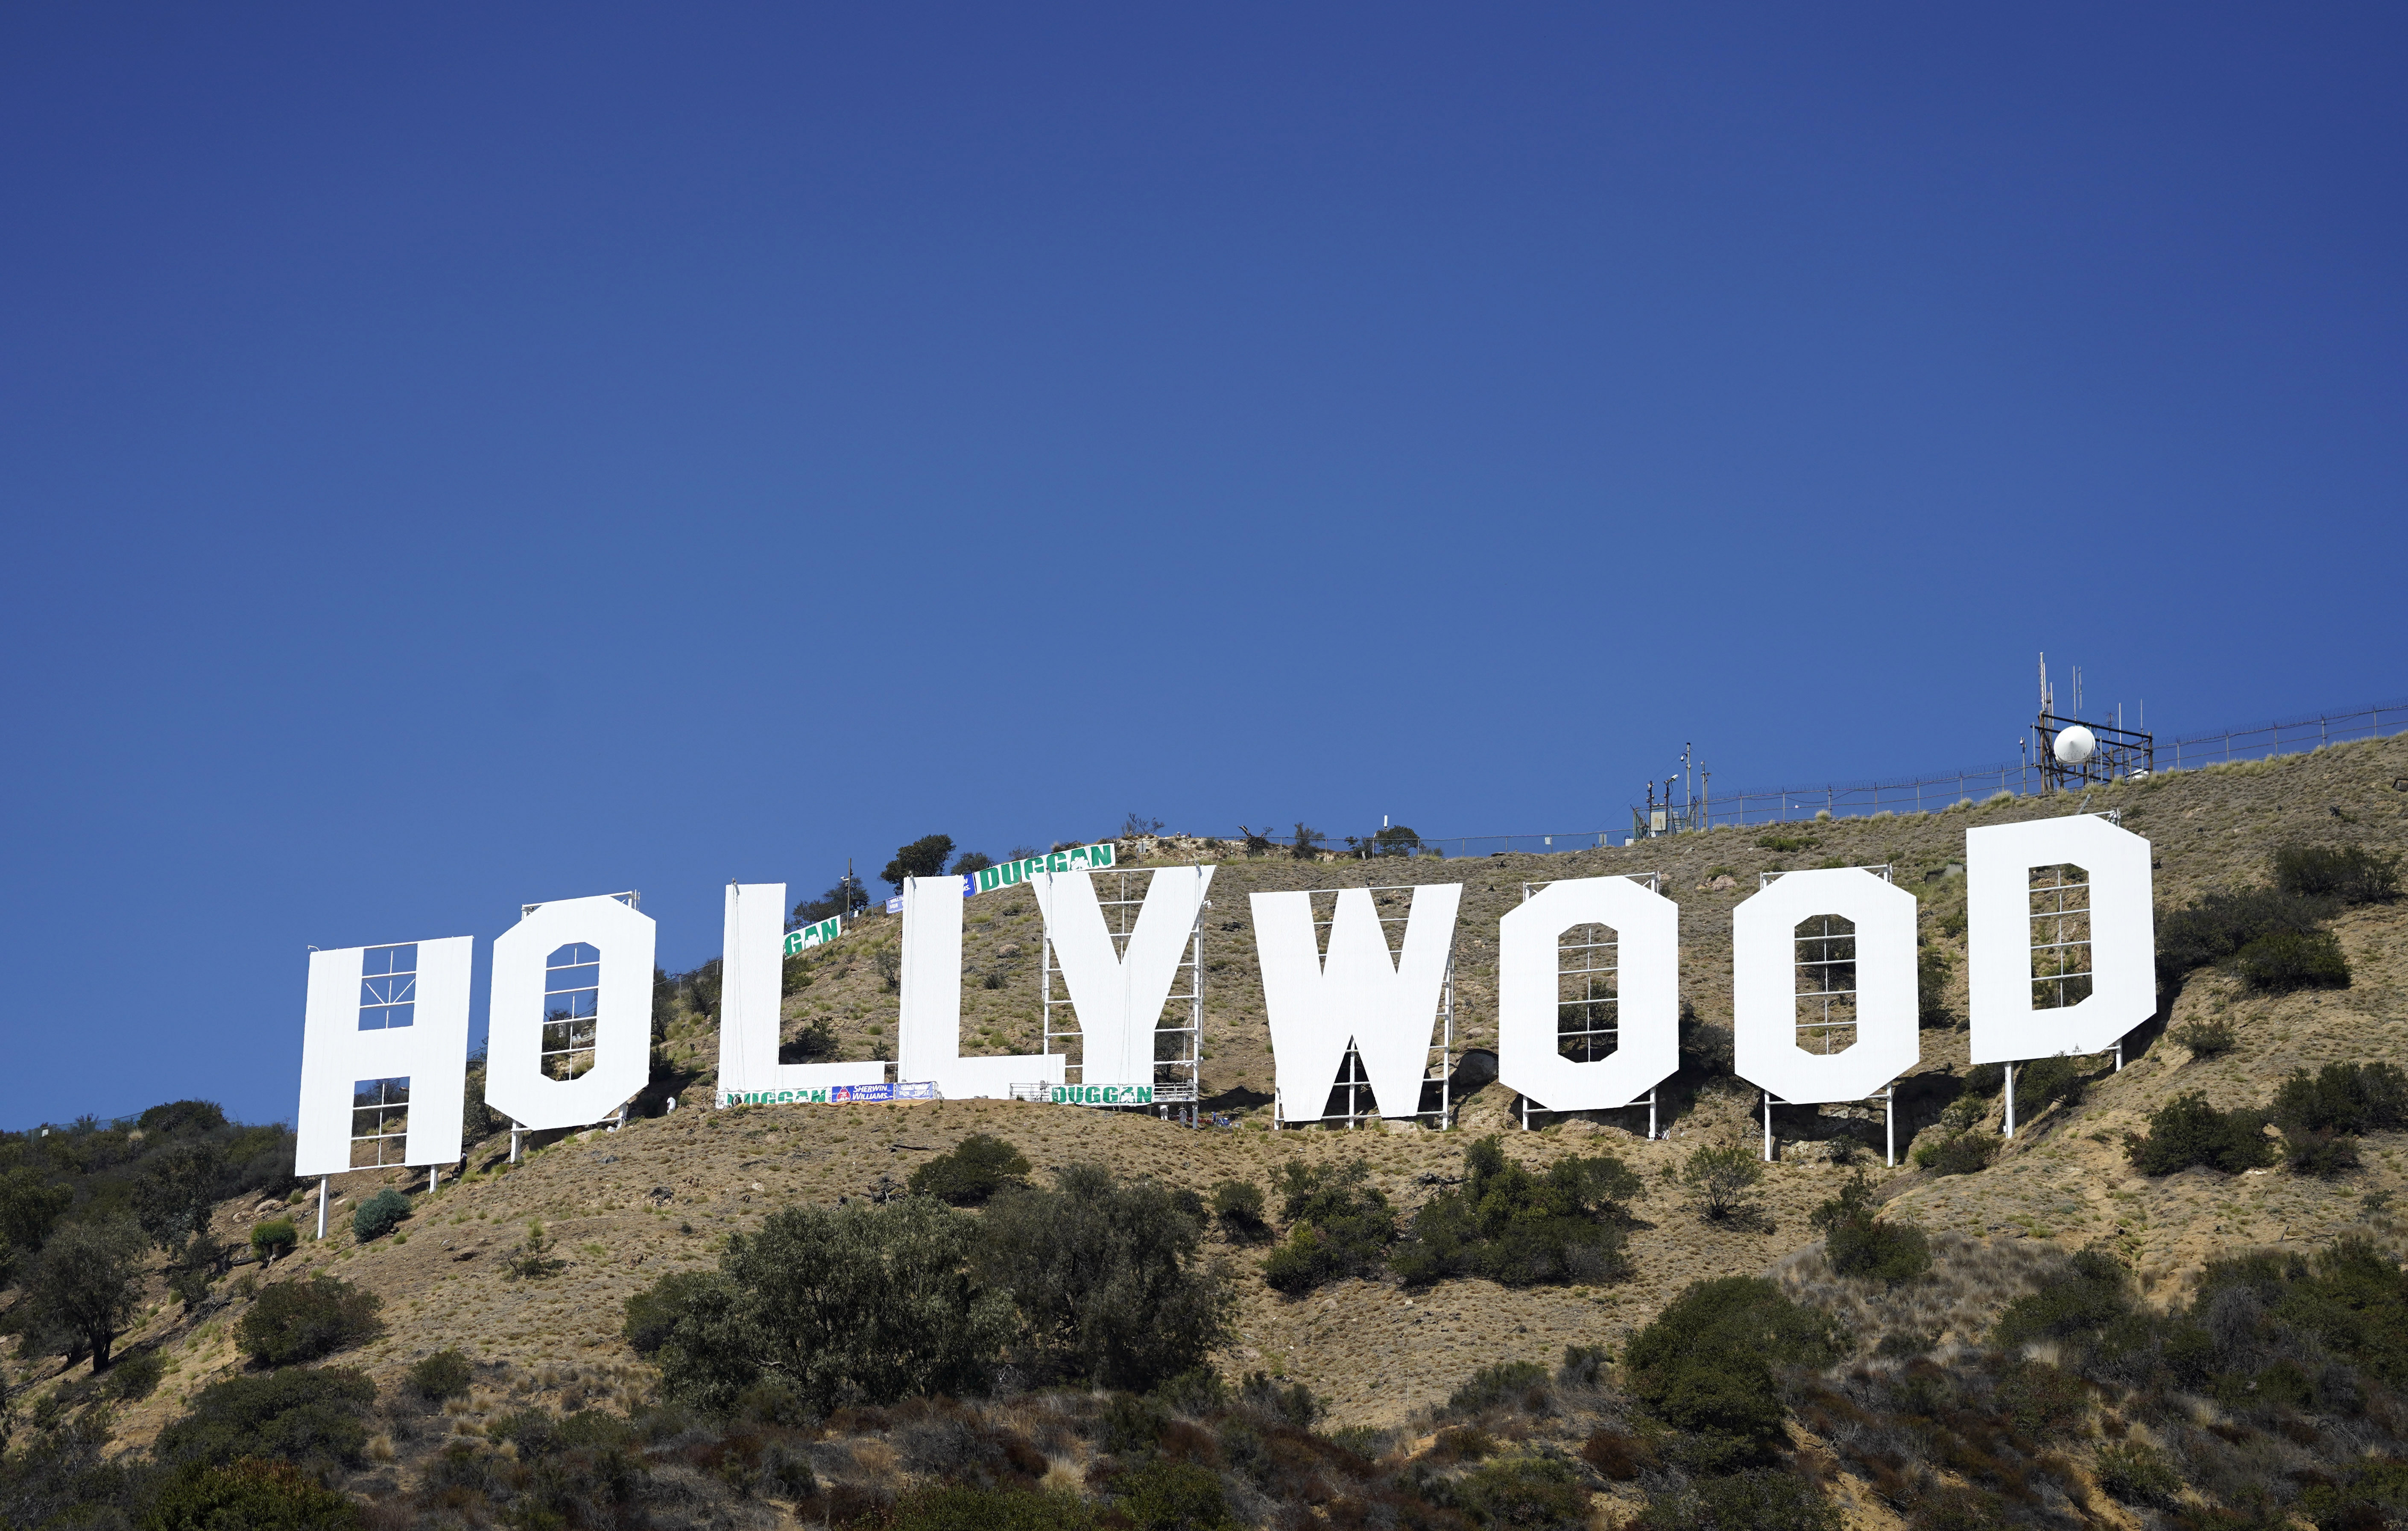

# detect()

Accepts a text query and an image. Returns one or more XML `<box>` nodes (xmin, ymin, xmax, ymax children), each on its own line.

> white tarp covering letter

<box><xmin>716</xmin><ymin>882</ymin><xmax>888</xmax><ymax>1104</ymax></box>
<box><xmin>485</xmin><ymin>893</ymin><xmax>655</xmax><ymax>1130</ymax></box>
<box><xmin>1732</xmin><ymin>868</ymin><xmax>1919</xmax><ymax>1104</ymax></box>
<box><xmin>1028</xmin><ymin>865</ymin><xmax>1214</xmax><ymax>1089</ymax></box>
<box><xmin>1968</xmin><ymin>815</ymin><xmax>2156</xmax><ymax>1065</ymax></box>
<box><xmin>1497</xmin><ymin>876</ymin><xmax>1679</xmax><ymax>1111</ymax></box>
<box><xmin>1252</xmin><ymin>884</ymin><xmax>1461</xmax><ymax>1122</ymax></box>
<box><xmin>896</xmin><ymin>875</ymin><xmax>1065</xmax><ymax>1100</ymax></box>
<box><xmin>295</xmin><ymin>936</ymin><xmax>473</xmax><ymax>1177</ymax></box>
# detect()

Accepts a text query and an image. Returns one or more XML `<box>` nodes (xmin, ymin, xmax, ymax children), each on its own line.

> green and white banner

<box><xmin>971</xmin><ymin>841</ymin><xmax>1115</xmax><ymax>894</ymax></box>
<box><xmin>1050</xmin><ymin>1083</ymin><xmax>1153</xmax><ymax>1107</ymax></box>
<box><xmin>783</xmin><ymin>916</ymin><xmax>842</xmax><ymax>956</ymax></box>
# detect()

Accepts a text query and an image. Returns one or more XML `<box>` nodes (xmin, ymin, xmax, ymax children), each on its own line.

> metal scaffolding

<box><xmin>1039</xmin><ymin>871</ymin><xmax>1205</xmax><ymax>1105</ymax></box>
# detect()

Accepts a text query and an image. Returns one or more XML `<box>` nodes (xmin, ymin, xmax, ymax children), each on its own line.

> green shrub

<box><xmin>1624</xmin><ymin>1278</ymin><xmax>1833</xmax><ymax>1470</ymax></box>
<box><xmin>882</xmin><ymin>834</ymin><xmax>955</xmax><ymax>889</ymax></box>
<box><xmin>23</xmin><ymin>1216</ymin><xmax>147</xmax><ymax>1372</ymax></box>
<box><xmin>1680</xmin><ymin>1144</ymin><xmax>1763</xmax><ymax>1220</ymax></box>
<box><xmin>2169</xmin><ymin>1018</ymin><xmax>2237</xmax><ymax>1057</ymax></box>
<box><xmin>407</xmin><ymin>1348</ymin><xmax>474</xmax><ymax>1402</ymax></box>
<box><xmin>147</xmin><ymin>1456</ymin><xmax>363</xmax><ymax>1530</ymax></box>
<box><xmin>1630</xmin><ymin>1467</ymin><xmax>1839</xmax><ymax>1531</ymax></box>
<box><xmin>1911</xmin><ymin>1131</ymin><xmax>1996</xmax><ymax>1177</ymax></box>
<box><xmin>2273</xmin><ymin>1063</ymin><xmax>2408</xmax><ymax>1135</ymax></box>
<box><xmin>105</xmin><ymin>1347</ymin><xmax>165</xmax><ymax>1400</ymax></box>
<box><xmin>1448</xmin><ymin>1360</ymin><xmax>1551</xmax><ymax>1416</ymax></box>
<box><xmin>623</xmin><ymin>1268</ymin><xmax>724</xmax><ymax>1357</ymax></box>
<box><xmin>907</xmin><ymin>1133</ymin><xmax>1032</xmax><ymax>1206</ymax></box>
<box><xmin>651</xmin><ymin>1196</ymin><xmax>1011</xmax><ymax>1415</ymax></box>
<box><xmin>2285</xmin><ymin>1127</ymin><xmax>2363</xmax><ymax>1177</ymax></box>
<box><xmin>1391</xmin><ymin>1135</ymin><xmax>1641</xmax><ymax>1287</ymax></box>
<box><xmin>2092</xmin><ymin>1441</ymin><xmax>2180</xmax><ymax>1508</ymax></box>
<box><xmin>1111</xmin><ymin>1458</ymin><xmax>1237</xmax><ymax>1530</ymax></box>
<box><xmin>251</xmin><ymin>1218</ymin><xmax>298</xmax><ymax>1263</ymax></box>
<box><xmin>1810</xmin><ymin>1172</ymin><xmax>1931</xmax><ymax>1285</ymax></box>
<box><xmin>2124</xmin><ymin>1092</ymin><xmax>2277</xmax><ymax>1176</ymax></box>
<box><xmin>1993</xmin><ymin>1245</ymin><xmax>2133</xmax><ymax>1351</ymax></box>
<box><xmin>2156</xmin><ymin>887</ymin><xmax>2330</xmax><ymax>978</ymax></box>
<box><xmin>1208</xmin><ymin>1180</ymin><xmax>1271</xmax><ymax>1243</ymax></box>
<box><xmin>887</xmin><ymin>1483</ymin><xmax>1100</xmax><ymax>1531</ymax></box>
<box><xmin>1238</xmin><ymin>1369</ymin><xmax>1322</xmax><ymax>1428</ymax></box>
<box><xmin>2237</xmin><ymin>929</ymin><xmax>2351</xmax><ymax>992</ymax></box>
<box><xmin>155</xmin><ymin>1367</ymin><xmax>378</xmax><ymax>1474</ymax></box>
<box><xmin>349</xmin><ymin>1187</ymin><xmax>411</xmax><ymax>1242</ymax></box>
<box><xmin>236</xmin><ymin>1274</ymin><xmax>384</xmax><ymax>1366</ymax></box>
<box><xmin>2013</xmin><ymin>1055</ymin><xmax>2086</xmax><ymax>1115</ymax></box>
<box><xmin>1260</xmin><ymin>1159</ymin><xmax>1394</xmax><ymax>1294</ymax></box>
<box><xmin>977</xmin><ymin>1162</ymin><xmax>1234</xmax><ymax>1391</ymax></box>
<box><xmin>1445</xmin><ymin>1453</ymin><xmax>1590</xmax><ymax>1529</ymax></box>
<box><xmin>2275</xmin><ymin>843</ymin><xmax>2401</xmax><ymax>905</ymax></box>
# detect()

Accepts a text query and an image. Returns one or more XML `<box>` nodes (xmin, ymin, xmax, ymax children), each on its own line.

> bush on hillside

<box><xmin>1810</xmin><ymin>1171</ymin><xmax>1931</xmax><ymax>1285</ymax></box>
<box><xmin>2272</xmin><ymin>1063</ymin><xmax>2408</xmax><ymax>1136</ymax></box>
<box><xmin>1208</xmin><ymin>1180</ymin><xmax>1271</xmax><ymax>1244</ymax></box>
<box><xmin>1623</xmin><ymin>1277</ymin><xmax>1834</xmax><ymax>1471</ymax></box>
<box><xmin>350</xmin><ymin>1187</ymin><xmax>412</xmax><ymax>1242</ymax></box>
<box><xmin>2275</xmin><ymin>843</ymin><xmax>2401</xmax><ymax>905</ymax></box>
<box><xmin>2124</xmin><ymin>1092</ymin><xmax>2276</xmax><ymax>1176</ymax></box>
<box><xmin>1993</xmin><ymin>1244</ymin><xmax>2134</xmax><ymax>1352</ymax></box>
<box><xmin>907</xmin><ymin>1134</ymin><xmax>1031</xmax><ymax>1206</ymax></box>
<box><xmin>0</xmin><ymin>1169</ymin><xmax>74</xmax><ymax>1261</ymax></box>
<box><xmin>2093</xmin><ymin>1441</ymin><xmax>2183</xmax><ymax>1508</ymax></box>
<box><xmin>1442</xmin><ymin>1454</ymin><xmax>1591</xmax><ymax>1529</ymax></box>
<box><xmin>237</xmin><ymin>1274</ymin><xmax>384</xmax><ymax>1366</ymax></box>
<box><xmin>979</xmin><ymin>1163</ymin><xmax>1233</xmax><ymax>1391</ymax></box>
<box><xmin>1629</xmin><ymin>1468</ymin><xmax>1840</xmax><ymax>1531</ymax></box>
<box><xmin>2014</xmin><ymin>1055</ymin><xmax>2087</xmax><ymax>1116</ymax></box>
<box><xmin>623</xmin><ymin>1268</ymin><xmax>723</xmax><ymax>1357</ymax></box>
<box><xmin>646</xmin><ymin>1196</ymin><xmax>1012</xmax><ymax>1414</ymax></box>
<box><xmin>148</xmin><ymin>1457</ymin><xmax>363</xmax><ymax>1531</ymax></box>
<box><xmin>155</xmin><ymin>1367</ymin><xmax>379</xmax><ymax>1475</ymax></box>
<box><xmin>252</xmin><ymin>1218</ymin><xmax>298</xmax><ymax>1263</ymax></box>
<box><xmin>2157</xmin><ymin>887</ymin><xmax>2330</xmax><ymax>979</ymax></box>
<box><xmin>1259</xmin><ymin>1159</ymin><xmax>1394</xmax><ymax>1294</ymax></box>
<box><xmin>886</xmin><ymin>1483</ymin><xmax>1100</xmax><ymax>1531</ymax></box>
<box><xmin>408</xmin><ymin>1349</ymin><xmax>475</xmax><ymax>1402</ymax></box>
<box><xmin>2285</xmin><ymin>1128</ymin><xmax>2363</xmax><ymax>1177</ymax></box>
<box><xmin>1390</xmin><ymin>1134</ymin><xmax>1641</xmax><ymax>1287</ymax></box>
<box><xmin>2237</xmin><ymin>928</ymin><xmax>2351</xmax><ymax>992</ymax></box>
<box><xmin>2170</xmin><ymin>1017</ymin><xmax>2238</xmax><ymax>1057</ymax></box>
<box><xmin>1912</xmin><ymin>1130</ymin><xmax>1997</xmax><ymax>1176</ymax></box>
<box><xmin>1680</xmin><ymin>1144</ymin><xmax>1763</xmax><ymax>1221</ymax></box>
<box><xmin>1448</xmin><ymin>1361</ymin><xmax>1551</xmax><ymax>1416</ymax></box>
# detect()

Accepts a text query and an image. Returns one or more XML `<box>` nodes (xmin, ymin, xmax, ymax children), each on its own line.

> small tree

<box><xmin>978</xmin><ymin>1163</ymin><xmax>1235</xmax><ymax>1391</ymax></box>
<box><xmin>1682</xmin><ymin>1144</ymin><xmax>1764</xmax><ymax>1221</ymax></box>
<box><xmin>407</xmin><ymin>1349</ymin><xmax>475</xmax><ymax>1402</ymax></box>
<box><xmin>26</xmin><ymin>1218</ymin><xmax>147</xmax><ymax>1372</ymax></box>
<box><xmin>350</xmin><ymin>1188</ymin><xmax>412</xmax><ymax>1242</ymax></box>
<box><xmin>881</xmin><ymin>834</ymin><xmax>956</xmax><ymax>890</ymax></box>
<box><xmin>251</xmin><ymin>1218</ymin><xmax>298</xmax><ymax>1263</ymax></box>
<box><xmin>1210</xmin><ymin>1180</ymin><xmax>1272</xmax><ymax>1244</ymax></box>
<box><xmin>1289</xmin><ymin>824</ymin><xmax>1328</xmax><ymax>861</ymax></box>
<box><xmin>1809</xmin><ymin>1171</ymin><xmax>1931</xmax><ymax>1284</ymax></box>
<box><xmin>237</xmin><ymin>1274</ymin><xmax>385</xmax><ymax>1366</ymax></box>
<box><xmin>907</xmin><ymin>1133</ymin><xmax>1032</xmax><ymax>1206</ymax></box>
<box><xmin>135</xmin><ymin>1140</ymin><xmax>228</xmax><ymax>1251</ymax></box>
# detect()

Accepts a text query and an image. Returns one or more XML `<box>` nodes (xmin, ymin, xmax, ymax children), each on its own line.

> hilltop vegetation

<box><xmin>3</xmin><ymin>733</ymin><xmax>2408</xmax><ymax>1526</ymax></box>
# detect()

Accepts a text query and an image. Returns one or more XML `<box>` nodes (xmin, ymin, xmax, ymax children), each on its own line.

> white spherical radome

<box><xmin>2054</xmin><ymin>725</ymin><xmax>2097</xmax><ymax>765</ymax></box>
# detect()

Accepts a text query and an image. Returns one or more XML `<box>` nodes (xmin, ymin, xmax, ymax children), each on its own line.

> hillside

<box><xmin>6</xmin><ymin>731</ymin><xmax>2408</xmax><ymax>1528</ymax></box>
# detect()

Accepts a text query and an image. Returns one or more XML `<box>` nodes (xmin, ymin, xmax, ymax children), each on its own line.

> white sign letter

<box><xmin>485</xmin><ymin>894</ymin><xmax>654</xmax><ymax>1130</ymax></box>
<box><xmin>1252</xmin><ymin>884</ymin><xmax>1460</xmax><ymax>1122</ymax></box>
<box><xmin>1969</xmin><ymin>816</ymin><xmax>2155</xmax><ymax>1065</ymax></box>
<box><xmin>1028</xmin><ymin>866</ymin><xmax>1214</xmax><ymax>1089</ymax></box>
<box><xmin>1733</xmin><ymin>869</ymin><xmax>1918</xmax><ymax>1104</ymax></box>
<box><xmin>717</xmin><ymin>882</ymin><xmax>887</xmax><ymax>1104</ymax></box>
<box><xmin>1498</xmin><ymin>877</ymin><xmax>1679</xmax><ymax>1111</ymax></box>
<box><xmin>295</xmin><ymin>937</ymin><xmax>472</xmax><ymax>1177</ymax></box>
<box><xmin>897</xmin><ymin>875</ymin><xmax>1065</xmax><ymax>1099</ymax></box>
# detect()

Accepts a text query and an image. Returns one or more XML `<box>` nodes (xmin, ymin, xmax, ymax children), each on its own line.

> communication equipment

<box><xmin>2053</xmin><ymin>725</ymin><xmax>2097</xmax><ymax>765</ymax></box>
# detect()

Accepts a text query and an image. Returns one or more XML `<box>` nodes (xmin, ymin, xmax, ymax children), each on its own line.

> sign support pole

<box><xmin>1885</xmin><ymin>1087</ymin><xmax>1896</xmax><ymax>1168</ymax></box>
<box><xmin>316</xmin><ymin>1176</ymin><xmax>328</xmax><ymax>1240</ymax></box>
<box><xmin>2004</xmin><ymin>1064</ymin><xmax>2017</xmax><ymax>1139</ymax></box>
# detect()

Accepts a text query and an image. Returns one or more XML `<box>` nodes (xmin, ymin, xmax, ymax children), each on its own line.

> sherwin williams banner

<box><xmin>973</xmin><ymin>842</ymin><xmax>1115</xmax><ymax>893</ymax></box>
<box><xmin>718</xmin><ymin>1080</ymin><xmax>939</xmax><ymax>1107</ymax></box>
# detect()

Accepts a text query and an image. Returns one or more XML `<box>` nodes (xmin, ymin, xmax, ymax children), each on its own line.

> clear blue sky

<box><xmin>3</xmin><ymin>6</ymin><xmax>2402</xmax><ymax>1127</ymax></box>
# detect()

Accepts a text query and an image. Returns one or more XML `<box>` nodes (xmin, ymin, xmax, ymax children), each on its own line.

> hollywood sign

<box><xmin>292</xmin><ymin>816</ymin><xmax>2151</xmax><ymax>1177</ymax></box>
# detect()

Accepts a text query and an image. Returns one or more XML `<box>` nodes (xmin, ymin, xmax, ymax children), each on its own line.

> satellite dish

<box><xmin>2054</xmin><ymin>725</ymin><xmax>2097</xmax><ymax>765</ymax></box>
